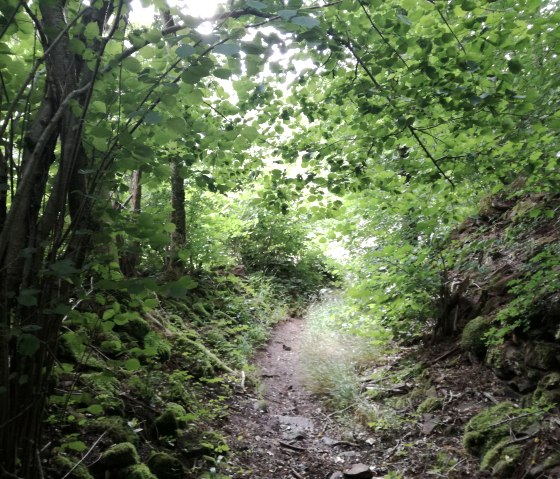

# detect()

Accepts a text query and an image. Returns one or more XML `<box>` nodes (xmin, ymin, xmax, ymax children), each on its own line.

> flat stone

<box><xmin>343</xmin><ymin>463</ymin><xmax>373</xmax><ymax>479</ymax></box>
<box><xmin>277</xmin><ymin>415</ymin><xmax>314</xmax><ymax>432</ymax></box>
<box><xmin>330</xmin><ymin>473</ymin><xmax>344</xmax><ymax>479</ymax></box>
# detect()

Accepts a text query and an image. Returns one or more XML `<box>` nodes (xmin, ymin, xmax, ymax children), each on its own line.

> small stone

<box><xmin>322</xmin><ymin>436</ymin><xmax>337</xmax><ymax>446</ymax></box>
<box><xmin>343</xmin><ymin>463</ymin><xmax>373</xmax><ymax>479</ymax></box>
<box><xmin>330</xmin><ymin>473</ymin><xmax>344</xmax><ymax>479</ymax></box>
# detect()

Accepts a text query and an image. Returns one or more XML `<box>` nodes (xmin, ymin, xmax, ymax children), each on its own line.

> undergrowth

<box><xmin>44</xmin><ymin>271</ymin><xmax>295</xmax><ymax>478</ymax></box>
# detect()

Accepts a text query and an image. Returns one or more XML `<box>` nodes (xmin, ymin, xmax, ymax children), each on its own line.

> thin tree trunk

<box><xmin>119</xmin><ymin>169</ymin><xmax>142</xmax><ymax>276</ymax></box>
<box><xmin>167</xmin><ymin>157</ymin><xmax>186</xmax><ymax>276</ymax></box>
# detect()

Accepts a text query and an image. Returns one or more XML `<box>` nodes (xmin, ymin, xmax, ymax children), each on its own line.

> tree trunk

<box><xmin>119</xmin><ymin>170</ymin><xmax>142</xmax><ymax>276</ymax></box>
<box><xmin>0</xmin><ymin>1</ymin><xmax>117</xmax><ymax>476</ymax></box>
<box><xmin>167</xmin><ymin>157</ymin><xmax>186</xmax><ymax>277</ymax></box>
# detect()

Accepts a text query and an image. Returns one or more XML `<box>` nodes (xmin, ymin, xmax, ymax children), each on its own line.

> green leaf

<box><xmin>213</xmin><ymin>68</ymin><xmax>232</xmax><ymax>79</ymax></box>
<box><xmin>176</xmin><ymin>44</ymin><xmax>196</xmax><ymax>58</ymax></box>
<box><xmin>144</xmin><ymin>111</ymin><xmax>161</xmax><ymax>125</ymax></box>
<box><xmin>84</xmin><ymin>22</ymin><xmax>99</xmax><ymax>40</ymax></box>
<box><xmin>124</xmin><ymin>358</ymin><xmax>141</xmax><ymax>371</ymax></box>
<box><xmin>214</xmin><ymin>43</ymin><xmax>241</xmax><ymax>56</ymax></box>
<box><xmin>163</xmin><ymin>223</ymin><xmax>176</xmax><ymax>233</ymax></box>
<box><xmin>182</xmin><ymin>64</ymin><xmax>211</xmax><ymax>84</ymax></box>
<box><xmin>178</xmin><ymin>276</ymin><xmax>199</xmax><ymax>290</ymax></box>
<box><xmin>166</xmin><ymin>117</ymin><xmax>187</xmax><ymax>134</ymax></box>
<box><xmin>91</xmin><ymin>100</ymin><xmax>107</xmax><ymax>114</ymax></box>
<box><xmin>49</xmin><ymin>259</ymin><xmax>79</xmax><ymax>280</ymax></box>
<box><xmin>290</xmin><ymin>16</ymin><xmax>319</xmax><ymax>28</ymax></box>
<box><xmin>247</xmin><ymin>0</ymin><xmax>267</xmax><ymax>9</ymax></box>
<box><xmin>65</xmin><ymin>441</ymin><xmax>88</xmax><ymax>452</ymax></box>
<box><xmin>279</xmin><ymin>9</ymin><xmax>298</xmax><ymax>20</ymax></box>
<box><xmin>86</xmin><ymin>404</ymin><xmax>104</xmax><ymax>415</ymax></box>
<box><xmin>17</xmin><ymin>288</ymin><xmax>39</xmax><ymax>307</ymax></box>
<box><xmin>241</xmin><ymin>126</ymin><xmax>259</xmax><ymax>141</ymax></box>
<box><xmin>185</xmin><ymin>89</ymin><xmax>204</xmax><ymax>105</ymax></box>
<box><xmin>122</xmin><ymin>56</ymin><xmax>143</xmax><ymax>73</ymax></box>
<box><xmin>18</xmin><ymin>333</ymin><xmax>40</xmax><ymax>356</ymax></box>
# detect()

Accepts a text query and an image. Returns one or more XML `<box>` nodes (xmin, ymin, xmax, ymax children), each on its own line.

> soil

<box><xmin>221</xmin><ymin>317</ymin><xmax>560</xmax><ymax>479</ymax></box>
<box><xmin>222</xmin><ymin>316</ymin><xmax>373</xmax><ymax>479</ymax></box>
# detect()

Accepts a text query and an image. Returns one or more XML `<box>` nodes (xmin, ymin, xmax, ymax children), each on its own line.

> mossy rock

<box><xmin>86</xmin><ymin>416</ymin><xmax>137</xmax><ymax>444</ymax></box>
<box><xmin>154</xmin><ymin>403</ymin><xmax>187</xmax><ymax>437</ymax></box>
<box><xmin>97</xmin><ymin>394</ymin><xmax>126</xmax><ymax>416</ymax></box>
<box><xmin>109</xmin><ymin>464</ymin><xmax>157</xmax><ymax>479</ymax></box>
<box><xmin>461</xmin><ymin>316</ymin><xmax>492</xmax><ymax>358</ymax></box>
<box><xmin>147</xmin><ymin>452</ymin><xmax>185</xmax><ymax>479</ymax></box>
<box><xmin>463</xmin><ymin>402</ymin><xmax>534</xmax><ymax>457</ymax></box>
<box><xmin>116</xmin><ymin>317</ymin><xmax>151</xmax><ymax>341</ymax></box>
<box><xmin>525</xmin><ymin>342</ymin><xmax>560</xmax><ymax>371</ymax></box>
<box><xmin>416</xmin><ymin>396</ymin><xmax>443</xmax><ymax>414</ymax></box>
<box><xmin>485</xmin><ymin>343</ymin><xmax>525</xmax><ymax>380</ymax></box>
<box><xmin>53</xmin><ymin>455</ymin><xmax>94</xmax><ymax>479</ymax></box>
<box><xmin>533</xmin><ymin>372</ymin><xmax>560</xmax><ymax>407</ymax></box>
<box><xmin>98</xmin><ymin>442</ymin><xmax>139</xmax><ymax>470</ymax></box>
<box><xmin>480</xmin><ymin>438</ymin><xmax>522</xmax><ymax>478</ymax></box>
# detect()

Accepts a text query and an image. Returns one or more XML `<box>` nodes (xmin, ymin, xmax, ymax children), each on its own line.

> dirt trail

<box><xmin>222</xmin><ymin>317</ymin><xmax>374</xmax><ymax>479</ymax></box>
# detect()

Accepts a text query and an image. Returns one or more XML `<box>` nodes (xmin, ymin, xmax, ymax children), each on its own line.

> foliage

<box><xmin>0</xmin><ymin>0</ymin><xmax>559</xmax><ymax>475</ymax></box>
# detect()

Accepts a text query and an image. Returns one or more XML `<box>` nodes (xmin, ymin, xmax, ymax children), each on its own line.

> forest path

<box><xmin>221</xmin><ymin>317</ymin><xmax>376</xmax><ymax>479</ymax></box>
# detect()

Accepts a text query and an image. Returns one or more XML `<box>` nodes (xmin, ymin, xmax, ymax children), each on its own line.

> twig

<box><xmin>291</xmin><ymin>468</ymin><xmax>305</xmax><ymax>479</ymax></box>
<box><xmin>429</xmin><ymin>345</ymin><xmax>459</xmax><ymax>364</ymax></box>
<box><xmin>481</xmin><ymin>391</ymin><xmax>499</xmax><ymax>404</ymax></box>
<box><xmin>331</xmin><ymin>441</ymin><xmax>360</xmax><ymax>448</ymax></box>
<box><xmin>61</xmin><ymin>431</ymin><xmax>107</xmax><ymax>479</ymax></box>
<box><xmin>483</xmin><ymin>411</ymin><xmax>541</xmax><ymax>431</ymax></box>
<box><xmin>385</xmin><ymin>439</ymin><xmax>402</xmax><ymax>459</ymax></box>
<box><xmin>278</xmin><ymin>441</ymin><xmax>306</xmax><ymax>452</ymax></box>
<box><xmin>327</xmin><ymin>404</ymin><xmax>354</xmax><ymax>418</ymax></box>
<box><xmin>36</xmin><ymin>448</ymin><xmax>44</xmax><ymax>479</ymax></box>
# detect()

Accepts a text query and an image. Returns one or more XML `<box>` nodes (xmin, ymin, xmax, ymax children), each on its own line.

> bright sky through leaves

<box><xmin>129</xmin><ymin>0</ymin><xmax>225</xmax><ymax>25</ymax></box>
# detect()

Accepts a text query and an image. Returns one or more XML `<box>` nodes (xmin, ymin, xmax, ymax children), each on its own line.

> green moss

<box><xmin>525</xmin><ymin>342</ymin><xmax>559</xmax><ymax>370</ymax></box>
<box><xmin>86</xmin><ymin>416</ymin><xmax>137</xmax><ymax>444</ymax></box>
<box><xmin>416</xmin><ymin>396</ymin><xmax>443</xmax><ymax>414</ymax></box>
<box><xmin>147</xmin><ymin>452</ymin><xmax>185</xmax><ymax>479</ymax></box>
<box><xmin>110</xmin><ymin>464</ymin><xmax>157</xmax><ymax>479</ymax></box>
<box><xmin>97</xmin><ymin>394</ymin><xmax>126</xmax><ymax>416</ymax></box>
<box><xmin>485</xmin><ymin>344</ymin><xmax>525</xmax><ymax>379</ymax></box>
<box><xmin>117</xmin><ymin>317</ymin><xmax>151</xmax><ymax>341</ymax></box>
<box><xmin>461</xmin><ymin>316</ymin><xmax>491</xmax><ymax>358</ymax></box>
<box><xmin>53</xmin><ymin>455</ymin><xmax>94</xmax><ymax>479</ymax></box>
<box><xmin>480</xmin><ymin>438</ymin><xmax>522</xmax><ymax>476</ymax></box>
<box><xmin>533</xmin><ymin>372</ymin><xmax>560</xmax><ymax>407</ymax></box>
<box><xmin>99</xmin><ymin>442</ymin><xmax>139</xmax><ymax>470</ymax></box>
<box><xmin>154</xmin><ymin>403</ymin><xmax>187</xmax><ymax>437</ymax></box>
<box><xmin>463</xmin><ymin>402</ymin><xmax>534</xmax><ymax>457</ymax></box>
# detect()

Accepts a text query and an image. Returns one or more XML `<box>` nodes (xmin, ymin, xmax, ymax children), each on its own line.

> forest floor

<box><xmin>221</xmin><ymin>316</ymin><xmax>362</xmax><ymax>479</ymax></box>
<box><xmin>219</xmin><ymin>317</ymin><xmax>498</xmax><ymax>479</ymax></box>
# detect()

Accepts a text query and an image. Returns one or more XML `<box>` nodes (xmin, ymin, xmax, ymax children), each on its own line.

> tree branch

<box><xmin>408</xmin><ymin>126</ymin><xmax>455</xmax><ymax>187</ymax></box>
<box><xmin>359</xmin><ymin>1</ymin><xmax>409</xmax><ymax>68</ymax></box>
